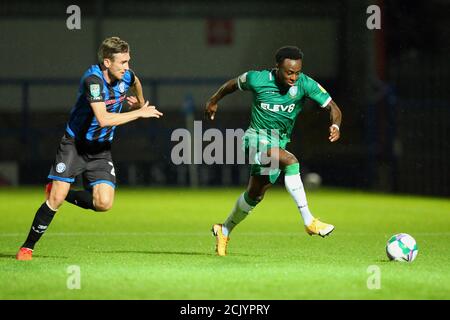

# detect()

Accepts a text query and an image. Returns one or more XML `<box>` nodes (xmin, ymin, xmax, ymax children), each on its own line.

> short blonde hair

<box><xmin>97</xmin><ymin>37</ymin><xmax>130</xmax><ymax>64</ymax></box>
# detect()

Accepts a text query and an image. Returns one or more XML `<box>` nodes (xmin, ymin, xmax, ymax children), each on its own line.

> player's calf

<box><xmin>47</xmin><ymin>180</ymin><xmax>71</xmax><ymax>210</ymax></box>
<box><xmin>45</xmin><ymin>182</ymin><xmax>53</xmax><ymax>200</ymax></box>
<box><xmin>17</xmin><ymin>201</ymin><xmax>58</xmax><ymax>260</ymax></box>
<box><xmin>65</xmin><ymin>189</ymin><xmax>112</xmax><ymax>211</ymax></box>
<box><xmin>65</xmin><ymin>190</ymin><xmax>95</xmax><ymax>210</ymax></box>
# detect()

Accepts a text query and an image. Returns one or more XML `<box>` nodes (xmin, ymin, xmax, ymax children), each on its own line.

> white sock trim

<box><xmin>45</xmin><ymin>200</ymin><xmax>58</xmax><ymax>212</ymax></box>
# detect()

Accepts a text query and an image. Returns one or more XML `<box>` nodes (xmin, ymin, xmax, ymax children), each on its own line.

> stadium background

<box><xmin>0</xmin><ymin>0</ymin><xmax>449</xmax><ymax>196</ymax></box>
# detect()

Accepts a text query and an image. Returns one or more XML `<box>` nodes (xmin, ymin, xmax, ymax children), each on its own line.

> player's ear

<box><xmin>275</xmin><ymin>61</ymin><xmax>283</xmax><ymax>71</ymax></box>
<box><xmin>103</xmin><ymin>58</ymin><xmax>112</xmax><ymax>68</ymax></box>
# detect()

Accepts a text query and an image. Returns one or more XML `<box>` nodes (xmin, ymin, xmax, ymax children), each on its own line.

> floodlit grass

<box><xmin>1</xmin><ymin>187</ymin><xmax>449</xmax><ymax>299</ymax></box>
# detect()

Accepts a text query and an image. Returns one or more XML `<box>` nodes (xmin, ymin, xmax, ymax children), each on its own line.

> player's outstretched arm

<box><xmin>325</xmin><ymin>100</ymin><xmax>342</xmax><ymax>142</ymax></box>
<box><xmin>127</xmin><ymin>75</ymin><xmax>146</xmax><ymax>110</ymax></box>
<box><xmin>91</xmin><ymin>101</ymin><xmax>163</xmax><ymax>127</ymax></box>
<box><xmin>204</xmin><ymin>78</ymin><xmax>239</xmax><ymax>120</ymax></box>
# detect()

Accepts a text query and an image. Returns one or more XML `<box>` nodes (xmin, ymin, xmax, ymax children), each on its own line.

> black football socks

<box><xmin>65</xmin><ymin>190</ymin><xmax>95</xmax><ymax>210</ymax></box>
<box><xmin>22</xmin><ymin>202</ymin><xmax>56</xmax><ymax>250</ymax></box>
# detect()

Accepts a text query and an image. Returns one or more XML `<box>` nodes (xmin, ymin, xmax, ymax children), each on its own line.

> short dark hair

<box><xmin>275</xmin><ymin>46</ymin><xmax>304</xmax><ymax>64</ymax></box>
<box><xmin>98</xmin><ymin>37</ymin><xmax>130</xmax><ymax>63</ymax></box>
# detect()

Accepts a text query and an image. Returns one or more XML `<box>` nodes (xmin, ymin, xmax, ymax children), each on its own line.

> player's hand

<box><xmin>127</xmin><ymin>96</ymin><xmax>142</xmax><ymax>110</ymax></box>
<box><xmin>204</xmin><ymin>101</ymin><xmax>218</xmax><ymax>120</ymax></box>
<box><xmin>329</xmin><ymin>125</ymin><xmax>340</xmax><ymax>142</ymax></box>
<box><xmin>139</xmin><ymin>101</ymin><xmax>163</xmax><ymax>119</ymax></box>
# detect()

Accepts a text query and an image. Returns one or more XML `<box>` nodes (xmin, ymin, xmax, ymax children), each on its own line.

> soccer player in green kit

<box><xmin>205</xmin><ymin>46</ymin><xmax>342</xmax><ymax>256</ymax></box>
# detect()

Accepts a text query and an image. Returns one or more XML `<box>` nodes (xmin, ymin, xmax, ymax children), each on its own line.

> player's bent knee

<box><xmin>48</xmin><ymin>194</ymin><xmax>66</xmax><ymax>209</ymax></box>
<box><xmin>247</xmin><ymin>191</ymin><xmax>264</xmax><ymax>203</ymax></box>
<box><xmin>254</xmin><ymin>195</ymin><xmax>264</xmax><ymax>203</ymax></box>
<box><xmin>282</xmin><ymin>155</ymin><xmax>298</xmax><ymax>167</ymax></box>
<box><xmin>48</xmin><ymin>181</ymin><xmax>71</xmax><ymax>209</ymax></box>
<box><xmin>93</xmin><ymin>196</ymin><xmax>113</xmax><ymax>212</ymax></box>
<box><xmin>92</xmin><ymin>183</ymin><xmax>115</xmax><ymax>212</ymax></box>
<box><xmin>94</xmin><ymin>203</ymin><xmax>113</xmax><ymax>212</ymax></box>
<box><xmin>94</xmin><ymin>200</ymin><xmax>113</xmax><ymax>212</ymax></box>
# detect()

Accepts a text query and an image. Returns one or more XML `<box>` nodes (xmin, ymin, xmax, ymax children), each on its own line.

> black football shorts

<box><xmin>48</xmin><ymin>134</ymin><xmax>116</xmax><ymax>189</ymax></box>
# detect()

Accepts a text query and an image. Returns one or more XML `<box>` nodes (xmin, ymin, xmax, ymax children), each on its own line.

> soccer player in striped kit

<box><xmin>16</xmin><ymin>37</ymin><xmax>163</xmax><ymax>260</ymax></box>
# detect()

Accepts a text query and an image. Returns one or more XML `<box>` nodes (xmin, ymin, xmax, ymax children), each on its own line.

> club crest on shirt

<box><xmin>89</xmin><ymin>84</ymin><xmax>101</xmax><ymax>98</ymax></box>
<box><xmin>288</xmin><ymin>86</ymin><xmax>298</xmax><ymax>97</ymax></box>
<box><xmin>56</xmin><ymin>162</ymin><xmax>66</xmax><ymax>173</ymax></box>
<box><xmin>118</xmin><ymin>82</ymin><xmax>125</xmax><ymax>93</ymax></box>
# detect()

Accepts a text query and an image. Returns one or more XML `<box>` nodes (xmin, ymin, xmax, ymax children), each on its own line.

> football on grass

<box><xmin>386</xmin><ymin>233</ymin><xmax>418</xmax><ymax>262</ymax></box>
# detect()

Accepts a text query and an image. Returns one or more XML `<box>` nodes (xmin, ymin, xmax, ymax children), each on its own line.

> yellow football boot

<box><xmin>211</xmin><ymin>224</ymin><xmax>230</xmax><ymax>256</ymax></box>
<box><xmin>305</xmin><ymin>218</ymin><xmax>335</xmax><ymax>237</ymax></box>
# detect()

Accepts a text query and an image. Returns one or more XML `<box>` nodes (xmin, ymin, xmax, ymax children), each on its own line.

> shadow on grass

<box><xmin>98</xmin><ymin>250</ymin><xmax>214</xmax><ymax>256</ymax></box>
<box><xmin>374</xmin><ymin>259</ymin><xmax>395</xmax><ymax>264</ymax></box>
<box><xmin>98</xmin><ymin>250</ymin><xmax>256</xmax><ymax>257</ymax></box>
<box><xmin>0</xmin><ymin>253</ymin><xmax>18</xmax><ymax>259</ymax></box>
<box><xmin>0</xmin><ymin>253</ymin><xmax>68</xmax><ymax>259</ymax></box>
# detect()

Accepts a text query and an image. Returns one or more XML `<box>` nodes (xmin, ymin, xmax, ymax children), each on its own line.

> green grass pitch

<box><xmin>0</xmin><ymin>187</ymin><xmax>449</xmax><ymax>299</ymax></box>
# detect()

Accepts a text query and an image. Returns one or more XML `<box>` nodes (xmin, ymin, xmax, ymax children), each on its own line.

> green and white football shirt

<box><xmin>237</xmin><ymin>69</ymin><xmax>332</xmax><ymax>142</ymax></box>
